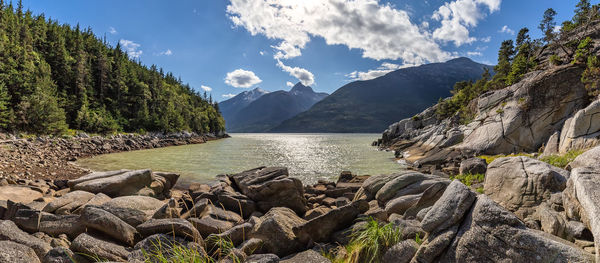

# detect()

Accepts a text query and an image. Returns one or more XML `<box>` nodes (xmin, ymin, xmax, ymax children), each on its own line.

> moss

<box><xmin>450</xmin><ymin>173</ymin><xmax>485</xmax><ymax>187</ymax></box>
<box><xmin>539</xmin><ymin>149</ymin><xmax>585</xmax><ymax>168</ymax></box>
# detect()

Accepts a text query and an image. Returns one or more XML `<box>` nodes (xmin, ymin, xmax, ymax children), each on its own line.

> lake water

<box><xmin>76</xmin><ymin>133</ymin><xmax>404</xmax><ymax>184</ymax></box>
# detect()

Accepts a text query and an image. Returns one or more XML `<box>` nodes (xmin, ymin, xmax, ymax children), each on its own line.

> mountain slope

<box><xmin>219</xmin><ymin>88</ymin><xmax>269</xmax><ymax>131</ymax></box>
<box><xmin>271</xmin><ymin>58</ymin><xmax>493</xmax><ymax>133</ymax></box>
<box><xmin>225</xmin><ymin>83</ymin><xmax>328</xmax><ymax>132</ymax></box>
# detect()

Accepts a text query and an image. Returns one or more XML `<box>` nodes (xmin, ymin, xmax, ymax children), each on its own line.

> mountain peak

<box><xmin>447</xmin><ymin>57</ymin><xmax>475</xmax><ymax>64</ymax></box>
<box><xmin>290</xmin><ymin>82</ymin><xmax>314</xmax><ymax>94</ymax></box>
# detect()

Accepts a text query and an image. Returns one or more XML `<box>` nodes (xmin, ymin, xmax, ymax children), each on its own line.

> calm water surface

<box><xmin>77</xmin><ymin>133</ymin><xmax>403</xmax><ymax>184</ymax></box>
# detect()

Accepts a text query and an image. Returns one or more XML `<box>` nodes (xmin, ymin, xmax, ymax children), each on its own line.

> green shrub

<box><xmin>450</xmin><ymin>173</ymin><xmax>485</xmax><ymax>187</ymax></box>
<box><xmin>478</xmin><ymin>153</ymin><xmax>534</xmax><ymax>164</ymax></box>
<box><xmin>540</xmin><ymin>149</ymin><xmax>585</xmax><ymax>168</ymax></box>
<box><xmin>343</xmin><ymin>218</ymin><xmax>403</xmax><ymax>263</ymax></box>
<box><xmin>549</xmin><ymin>54</ymin><xmax>562</xmax><ymax>66</ymax></box>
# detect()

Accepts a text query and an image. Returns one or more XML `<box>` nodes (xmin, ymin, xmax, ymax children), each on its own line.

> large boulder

<box><xmin>229</xmin><ymin>167</ymin><xmax>307</xmax><ymax>215</ymax></box>
<box><xmin>0</xmin><ymin>220</ymin><xmax>51</xmax><ymax>259</ymax></box>
<box><xmin>294</xmin><ymin>200</ymin><xmax>368</xmax><ymax>243</ymax></box>
<box><xmin>0</xmin><ymin>185</ymin><xmax>43</xmax><ymax>204</ymax></box>
<box><xmin>250</xmin><ymin>207</ymin><xmax>307</xmax><ymax>257</ymax></box>
<box><xmin>280</xmin><ymin>249</ymin><xmax>329</xmax><ymax>263</ymax></box>
<box><xmin>558</xmin><ymin>99</ymin><xmax>600</xmax><ymax>153</ymax></box>
<box><xmin>438</xmin><ymin>195</ymin><xmax>594</xmax><ymax>262</ymax></box>
<box><xmin>0</xmin><ymin>240</ymin><xmax>41</xmax><ymax>263</ymax></box>
<box><xmin>382</xmin><ymin>239</ymin><xmax>418</xmax><ymax>263</ymax></box>
<box><xmin>100</xmin><ymin>196</ymin><xmax>165</xmax><ymax>226</ymax></box>
<box><xmin>188</xmin><ymin>217</ymin><xmax>234</xmax><ymax>237</ymax></box>
<box><xmin>568</xmin><ymin>145</ymin><xmax>600</xmax><ymax>170</ymax></box>
<box><xmin>567</xmin><ymin>167</ymin><xmax>600</xmax><ymax>262</ymax></box>
<box><xmin>458</xmin><ymin>158</ymin><xmax>487</xmax><ymax>175</ymax></box>
<box><xmin>484</xmin><ymin>156</ymin><xmax>569</xmax><ymax>219</ymax></box>
<box><xmin>70</xmin><ymin>169</ymin><xmax>154</xmax><ymax>197</ymax></box>
<box><xmin>136</xmin><ymin>218</ymin><xmax>201</xmax><ymax>242</ymax></box>
<box><xmin>375</xmin><ymin>172</ymin><xmax>448</xmax><ymax>203</ymax></box>
<box><xmin>38</xmin><ymin>214</ymin><xmax>85</xmax><ymax>239</ymax></box>
<box><xmin>70</xmin><ymin>233</ymin><xmax>130</xmax><ymax>262</ymax></box>
<box><xmin>80</xmin><ymin>206</ymin><xmax>137</xmax><ymax>246</ymax></box>
<box><xmin>42</xmin><ymin>190</ymin><xmax>95</xmax><ymax>215</ymax></box>
<box><xmin>421</xmin><ymin>180</ymin><xmax>476</xmax><ymax>233</ymax></box>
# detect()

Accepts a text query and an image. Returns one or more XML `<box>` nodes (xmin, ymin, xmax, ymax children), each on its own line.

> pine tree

<box><xmin>539</xmin><ymin>8</ymin><xmax>557</xmax><ymax>43</ymax></box>
<box><xmin>0</xmin><ymin>83</ymin><xmax>13</xmax><ymax>129</ymax></box>
<box><xmin>574</xmin><ymin>0</ymin><xmax>591</xmax><ymax>25</ymax></box>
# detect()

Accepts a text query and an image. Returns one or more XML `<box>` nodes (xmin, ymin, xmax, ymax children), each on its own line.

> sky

<box><xmin>20</xmin><ymin>0</ymin><xmax>586</xmax><ymax>101</ymax></box>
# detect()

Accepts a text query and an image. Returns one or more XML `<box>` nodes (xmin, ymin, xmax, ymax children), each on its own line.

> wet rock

<box><xmin>229</xmin><ymin>167</ymin><xmax>307</xmax><ymax>215</ymax></box>
<box><xmin>484</xmin><ymin>156</ymin><xmax>569</xmax><ymax>219</ymax></box>
<box><xmin>70</xmin><ymin>233</ymin><xmax>130</xmax><ymax>262</ymax></box>
<box><xmin>0</xmin><ymin>240</ymin><xmax>41</xmax><ymax>263</ymax></box>
<box><xmin>80</xmin><ymin>206</ymin><xmax>137</xmax><ymax>246</ymax></box>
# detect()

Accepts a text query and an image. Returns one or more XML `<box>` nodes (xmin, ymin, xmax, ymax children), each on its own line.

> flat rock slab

<box><xmin>71</xmin><ymin>169</ymin><xmax>152</xmax><ymax>197</ymax></box>
<box><xmin>0</xmin><ymin>185</ymin><xmax>43</xmax><ymax>204</ymax></box>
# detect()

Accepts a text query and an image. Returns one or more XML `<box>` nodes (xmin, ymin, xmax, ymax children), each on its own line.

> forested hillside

<box><xmin>0</xmin><ymin>1</ymin><xmax>224</xmax><ymax>135</ymax></box>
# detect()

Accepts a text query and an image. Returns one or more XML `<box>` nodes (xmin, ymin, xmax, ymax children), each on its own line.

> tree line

<box><xmin>0</xmin><ymin>1</ymin><xmax>225</xmax><ymax>135</ymax></box>
<box><xmin>436</xmin><ymin>0</ymin><xmax>600</xmax><ymax>122</ymax></box>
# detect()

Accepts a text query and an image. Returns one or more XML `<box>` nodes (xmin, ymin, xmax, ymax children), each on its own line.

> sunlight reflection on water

<box><xmin>77</xmin><ymin>133</ymin><xmax>404</xmax><ymax>184</ymax></box>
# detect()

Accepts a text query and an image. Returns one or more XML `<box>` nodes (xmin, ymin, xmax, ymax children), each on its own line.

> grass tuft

<box><xmin>450</xmin><ymin>173</ymin><xmax>485</xmax><ymax>187</ymax></box>
<box><xmin>343</xmin><ymin>218</ymin><xmax>403</xmax><ymax>263</ymax></box>
<box><xmin>477</xmin><ymin>153</ymin><xmax>534</xmax><ymax>164</ymax></box>
<box><xmin>539</xmin><ymin>149</ymin><xmax>584</xmax><ymax>169</ymax></box>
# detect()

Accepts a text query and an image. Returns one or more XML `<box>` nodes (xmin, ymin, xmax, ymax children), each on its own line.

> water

<box><xmin>76</xmin><ymin>133</ymin><xmax>404</xmax><ymax>184</ymax></box>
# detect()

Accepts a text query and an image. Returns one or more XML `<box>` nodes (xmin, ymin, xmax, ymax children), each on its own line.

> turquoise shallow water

<box><xmin>76</xmin><ymin>133</ymin><xmax>403</xmax><ymax>184</ymax></box>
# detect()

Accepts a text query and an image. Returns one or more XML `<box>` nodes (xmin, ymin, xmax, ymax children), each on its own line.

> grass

<box><xmin>414</xmin><ymin>233</ymin><xmax>423</xmax><ymax>245</ymax></box>
<box><xmin>478</xmin><ymin>153</ymin><xmax>534</xmax><ymax>164</ymax></box>
<box><xmin>449</xmin><ymin>173</ymin><xmax>485</xmax><ymax>187</ymax></box>
<box><xmin>141</xmin><ymin>240</ymin><xmax>212</xmax><ymax>263</ymax></box>
<box><xmin>539</xmin><ymin>149</ymin><xmax>585</xmax><ymax>169</ymax></box>
<box><xmin>324</xmin><ymin>218</ymin><xmax>403</xmax><ymax>263</ymax></box>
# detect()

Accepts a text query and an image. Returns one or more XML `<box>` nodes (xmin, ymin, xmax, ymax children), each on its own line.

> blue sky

<box><xmin>21</xmin><ymin>0</ymin><xmax>584</xmax><ymax>101</ymax></box>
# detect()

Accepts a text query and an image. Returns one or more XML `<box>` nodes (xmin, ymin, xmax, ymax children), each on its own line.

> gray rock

<box><xmin>246</xmin><ymin>253</ymin><xmax>280</xmax><ymax>263</ymax></box>
<box><xmin>542</xmin><ymin>130</ymin><xmax>561</xmax><ymax>157</ymax></box>
<box><xmin>294</xmin><ymin>200</ymin><xmax>368</xmax><ymax>243</ymax></box>
<box><xmin>382</xmin><ymin>239</ymin><xmax>418</xmax><ymax>263</ymax></box>
<box><xmin>458</xmin><ymin>158</ymin><xmax>487</xmax><ymax>175</ymax></box>
<box><xmin>439</xmin><ymin>195</ymin><xmax>594</xmax><ymax>262</ymax></box>
<box><xmin>0</xmin><ymin>240</ymin><xmax>41</xmax><ymax>263</ymax></box>
<box><xmin>188</xmin><ymin>217</ymin><xmax>234</xmax><ymax>237</ymax></box>
<box><xmin>250</xmin><ymin>207</ymin><xmax>307</xmax><ymax>257</ymax></box>
<box><xmin>558</xmin><ymin>99</ymin><xmax>600</xmax><ymax>153</ymax></box>
<box><xmin>413</xmin><ymin>226</ymin><xmax>458</xmax><ymax>263</ymax></box>
<box><xmin>569</xmin><ymin>167</ymin><xmax>600</xmax><ymax>261</ymax></box>
<box><xmin>80</xmin><ymin>206</ymin><xmax>137</xmax><ymax>246</ymax></box>
<box><xmin>535</xmin><ymin>203</ymin><xmax>567</xmax><ymax>239</ymax></box>
<box><xmin>152</xmin><ymin>198</ymin><xmax>180</xmax><ymax>219</ymax></box>
<box><xmin>100</xmin><ymin>196</ymin><xmax>164</xmax><ymax>226</ymax></box>
<box><xmin>0</xmin><ymin>220</ymin><xmax>51</xmax><ymax>259</ymax></box>
<box><xmin>0</xmin><ymin>185</ymin><xmax>44</xmax><ymax>204</ymax></box>
<box><xmin>229</xmin><ymin>167</ymin><xmax>307</xmax><ymax>215</ymax></box>
<box><xmin>356</xmin><ymin>174</ymin><xmax>398</xmax><ymax>200</ymax></box>
<box><xmin>42</xmin><ymin>190</ymin><xmax>95</xmax><ymax>214</ymax></box>
<box><xmin>38</xmin><ymin>214</ymin><xmax>84</xmax><ymax>239</ymax></box>
<box><xmin>280</xmin><ymin>249</ymin><xmax>329</xmax><ymax>263</ymax></box>
<box><xmin>403</xmin><ymin>182</ymin><xmax>447</xmax><ymax>220</ymax></box>
<box><xmin>217</xmin><ymin>192</ymin><xmax>257</xmax><ymax>218</ymax></box>
<box><xmin>67</xmin><ymin>170</ymin><xmax>130</xmax><ymax>188</ymax></box>
<box><xmin>566</xmin><ymin>220</ymin><xmax>593</xmax><ymax>242</ymax></box>
<box><xmin>421</xmin><ymin>180</ymin><xmax>476</xmax><ymax>233</ymax></box>
<box><xmin>128</xmin><ymin>234</ymin><xmax>205</xmax><ymax>262</ymax></box>
<box><xmin>70</xmin><ymin>233</ymin><xmax>130</xmax><ymax>262</ymax></box>
<box><xmin>71</xmin><ymin>169</ymin><xmax>153</xmax><ymax>197</ymax></box>
<box><xmin>568</xmin><ymin>145</ymin><xmax>600</xmax><ymax>170</ymax></box>
<box><xmin>72</xmin><ymin>193</ymin><xmax>111</xmax><ymax>214</ymax></box>
<box><xmin>385</xmin><ymin>194</ymin><xmax>422</xmax><ymax>215</ymax></box>
<box><xmin>41</xmin><ymin>247</ymin><xmax>75</xmax><ymax>263</ymax></box>
<box><xmin>484</xmin><ymin>156</ymin><xmax>569</xmax><ymax>219</ymax></box>
<box><xmin>136</xmin><ymin>218</ymin><xmax>201</xmax><ymax>242</ymax></box>
<box><xmin>375</xmin><ymin>172</ymin><xmax>441</xmax><ymax>203</ymax></box>
<box><xmin>206</xmin><ymin>222</ymin><xmax>253</xmax><ymax>247</ymax></box>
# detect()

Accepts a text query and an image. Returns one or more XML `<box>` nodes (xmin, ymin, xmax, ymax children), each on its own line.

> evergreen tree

<box><xmin>515</xmin><ymin>28</ymin><xmax>530</xmax><ymax>48</ymax></box>
<box><xmin>0</xmin><ymin>83</ymin><xmax>12</xmax><ymax>129</ymax></box>
<box><xmin>574</xmin><ymin>0</ymin><xmax>591</xmax><ymax>25</ymax></box>
<box><xmin>539</xmin><ymin>8</ymin><xmax>557</xmax><ymax>43</ymax></box>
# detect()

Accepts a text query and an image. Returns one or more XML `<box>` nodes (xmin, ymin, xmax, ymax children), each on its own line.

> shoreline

<box><xmin>0</xmin><ymin>132</ymin><xmax>229</xmax><ymax>181</ymax></box>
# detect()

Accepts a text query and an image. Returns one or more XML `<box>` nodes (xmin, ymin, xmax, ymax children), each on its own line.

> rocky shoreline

<box><xmin>0</xmin><ymin>145</ymin><xmax>599</xmax><ymax>262</ymax></box>
<box><xmin>0</xmin><ymin>132</ymin><xmax>229</xmax><ymax>181</ymax></box>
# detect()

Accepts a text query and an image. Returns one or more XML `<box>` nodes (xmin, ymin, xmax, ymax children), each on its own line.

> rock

<box><xmin>38</xmin><ymin>214</ymin><xmax>85</xmax><ymax>239</ymax></box>
<box><xmin>438</xmin><ymin>195</ymin><xmax>594</xmax><ymax>262</ymax></box>
<box><xmin>73</xmin><ymin>193</ymin><xmax>111</xmax><ymax>214</ymax></box>
<box><xmin>246</xmin><ymin>253</ymin><xmax>280</xmax><ymax>263</ymax></box>
<box><xmin>568</xmin><ymin>145</ymin><xmax>600</xmax><ymax>170</ymax></box>
<box><xmin>458</xmin><ymin>158</ymin><xmax>487</xmax><ymax>175</ymax></box>
<box><xmin>206</xmin><ymin>222</ymin><xmax>253</xmax><ymax>247</ymax></box>
<box><xmin>136</xmin><ymin>218</ymin><xmax>201</xmax><ymax>242</ymax></box>
<box><xmin>413</xmin><ymin>225</ymin><xmax>458</xmax><ymax>262</ymax></box>
<box><xmin>100</xmin><ymin>196</ymin><xmax>164</xmax><ymax>226</ymax></box>
<box><xmin>566</xmin><ymin>220</ymin><xmax>594</xmax><ymax>242</ymax></box>
<box><xmin>421</xmin><ymin>180</ymin><xmax>476</xmax><ymax>233</ymax></box>
<box><xmin>484</xmin><ymin>156</ymin><xmax>569</xmax><ymax>219</ymax></box>
<box><xmin>13</xmin><ymin>208</ymin><xmax>43</xmax><ymax>233</ymax></box>
<box><xmin>385</xmin><ymin>194</ymin><xmax>422</xmax><ymax>215</ymax></box>
<box><xmin>280</xmin><ymin>249</ymin><xmax>329</xmax><ymax>262</ymax></box>
<box><xmin>181</xmin><ymin>198</ymin><xmax>210</xmax><ymax>219</ymax></box>
<box><xmin>0</xmin><ymin>240</ymin><xmax>41</xmax><ymax>263</ymax></box>
<box><xmin>403</xmin><ymin>182</ymin><xmax>447</xmax><ymax>220</ymax></box>
<box><xmin>129</xmin><ymin>234</ymin><xmax>205</xmax><ymax>262</ymax></box>
<box><xmin>559</xmin><ymin>99</ymin><xmax>600</xmax><ymax>153</ymax></box>
<box><xmin>188</xmin><ymin>217</ymin><xmax>234</xmax><ymax>237</ymax></box>
<box><xmin>390</xmin><ymin>218</ymin><xmax>425</xmax><ymax>241</ymax></box>
<box><xmin>0</xmin><ymin>220</ymin><xmax>51</xmax><ymax>259</ymax></box>
<box><xmin>42</xmin><ymin>247</ymin><xmax>76</xmax><ymax>263</ymax></box>
<box><xmin>199</xmin><ymin>205</ymin><xmax>243</xmax><ymax>224</ymax></box>
<box><xmin>569</xmin><ymin>167</ymin><xmax>600</xmax><ymax>261</ymax></box>
<box><xmin>375</xmin><ymin>172</ymin><xmax>443</xmax><ymax>203</ymax></box>
<box><xmin>229</xmin><ymin>167</ymin><xmax>307</xmax><ymax>215</ymax></box>
<box><xmin>42</xmin><ymin>190</ymin><xmax>95</xmax><ymax>214</ymax></box>
<box><xmin>382</xmin><ymin>239</ymin><xmax>418</xmax><ymax>263</ymax></box>
<box><xmin>294</xmin><ymin>200</ymin><xmax>368</xmax><ymax>244</ymax></box>
<box><xmin>153</xmin><ymin>172</ymin><xmax>180</xmax><ymax>191</ymax></box>
<box><xmin>251</xmin><ymin>207</ymin><xmax>307</xmax><ymax>257</ymax></box>
<box><xmin>0</xmin><ymin>185</ymin><xmax>44</xmax><ymax>204</ymax></box>
<box><xmin>71</xmin><ymin>169</ymin><xmax>153</xmax><ymax>197</ymax></box>
<box><xmin>152</xmin><ymin>198</ymin><xmax>180</xmax><ymax>219</ymax></box>
<box><xmin>80</xmin><ymin>206</ymin><xmax>137</xmax><ymax>246</ymax></box>
<box><xmin>217</xmin><ymin>192</ymin><xmax>257</xmax><ymax>219</ymax></box>
<box><xmin>304</xmin><ymin>207</ymin><xmax>331</xmax><ymax>221</ymax></box>
<box><xmin>70</xmin><ymin>233</ymin><xmax>130</xmax><ymax>262</ymax></box>
<box><xmin>542</xmin><ymin>130</ymin><xmax>561</xmax><ymax>156</ymax></box>
<box><xmin>535</xmin><ymin>203</ymin><xmax>567</xmax><ymax>238</ymax></box>
<box><xmin>67</xmin><ymin>169</ymin><xmax>130</xmax><ymax>188</ymax></box>
<box><xmin>240</xmin><ymin>238</ymin><xmax>267</xmax><ymax>255</ymax></box>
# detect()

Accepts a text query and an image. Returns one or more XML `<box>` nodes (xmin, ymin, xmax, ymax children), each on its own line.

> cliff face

<box><xmin>379</xmin><ymin>23</ymin><xmax>600</xmax><ymax>169</ymax></box>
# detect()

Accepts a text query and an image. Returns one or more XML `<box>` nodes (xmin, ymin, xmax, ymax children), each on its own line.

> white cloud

<box><xmin>227</xmin><ymin>0</ymin><xmax>452</xmax><ymax>64</ymax></box>
<box><xmin>467</xmin><ymin>51</ymin><xmax>483</xmax><ymax>56</ymax></box>
<box><xmin>119</xmin><ymin>39</ymin><xmax>142</xmax><ymax>58</ymax></box>
<box><xmin>346</xmin><ymin>62</ymin><xmax>417</xmax><ymax>81</ymax></box>
<box><xmin>432</xmin><ymin>0</ymin><xmax>501</xmax><ymax>46</ymax></box>
<box><xmin>158</xmin><ymin>49</ymin><xmax>173</xmax><ymax>56</ymax></box>
<box><xmin>200</xmin><ymin>85</ymin><xmax>212</xmax><ymax>92</ymax></box>
<box><xmin>109</xmin><ymin>27</ymin><xmax>117</xmax><ymax>35</ymax></box>
<box><xmin>480</xmin><ymin>36</ymin><xmax>491</xmax><ymax>42</ymax></box>
<box><xmin>286</xmin><ymin>81</ymin><xmax>294</xmax><ymax>87</ymax></box>
<box><xmin>222</xmin><ymin>93</ymin><xmax>236</xmax><ymax>99</ymax></box>
<box><xmin>276</xmin><ymin>60</ymin><xmax>314</xmax><ymax>86</ymax></box>
<box><xmin>224</xmin><ymin>69</ymin><xmax>262</xmax><ymax>88</ymax></box>
<box><xmin>259</xmin><ymin>51</ymin><xmax>267</xmax><ymax>56</ymax></box>
<box><xmin>553</xmin><ymin>25</ymin><xmax>562</xmax><ymax>33</ymax></box>
<box><xmin>499</xmin><ymin>25</ymin><xmax>514</xmax><ymax>35</ymax></box>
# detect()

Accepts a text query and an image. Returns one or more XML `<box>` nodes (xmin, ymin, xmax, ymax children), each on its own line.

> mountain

<box><xmin>271</xmin><ymin>58</ymin><xmax>493</xmax><ymax>133</ymax></box>
<box><xmin>219</xmin><ymin>88</ymin><xmax>270</xmax><ymax>131</ymax></box>
<box><xmin>223</xmin><ymin>83</ymin><xmax>328</xmax><ymax>132</ymax></box>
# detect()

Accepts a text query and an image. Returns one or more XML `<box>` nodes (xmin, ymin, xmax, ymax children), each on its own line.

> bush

<box><xmin>540</xmin><ymin>149</ymin><xmax>585</xmax><ymax>168</ymax></box>
<box><xmin>450</xmin><ymin>173</ymin><xmax>485</xmax><ymax>187</ymax></box>
<box><xmin>340</xmin><ymin>218</ymin><xmax>403</xmax><ymax>263</ymax></box>
<box><xmin>550</xmin><ymin>54</ymin><xmax>562</xmax><ymax>66</ymax></box>
<box><xmin>478</xmin><ymin>153</ymin><xmax>534</xmax><ymax>164</ymax></box>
